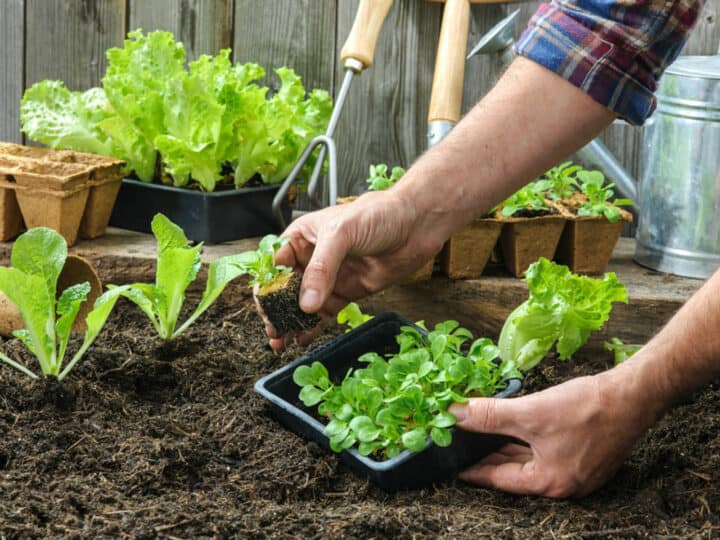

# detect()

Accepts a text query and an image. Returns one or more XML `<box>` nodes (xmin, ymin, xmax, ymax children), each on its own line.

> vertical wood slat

<box><xmin>0</xmin><ymin>0</ymin><xmax>24</xmax><ymax>143</ymax></box>
<box><xmin>129</xmin><ymin>0</ymin><xmax>233</xmax><ymax>61</ymax></box>
<box><xmin>25</xmin><ymin>0</ymin><xmax>126</xmax><ymax>91</ymax></box>
<box><xmin>334</xmin><ymin>0</ymin><xmax>442</xmax><ymax>196</ymax></box>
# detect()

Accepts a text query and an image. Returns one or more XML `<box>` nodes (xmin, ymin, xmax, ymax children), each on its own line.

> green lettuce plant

<box><xmin>20</xmin><ymin>30</ymin><xmax>332</xmax><ymax>191</ymax></box>
<box><xmin>498</xmin><ymin>258</ymin><xmax>628</xmax><ymax>371</ymax></box>
<box><xmin>366</xmin><ymin>164</ymin><xmax>405</xmax><ymax>191</ymax></box>
<box><xmin>336</xmin><ymin>302</ymin><xmax>373</xmax><ymax>332</ymax></box>
<box><xmin>0</xmin><ymin>228</ymin><xmax>127</xmax><ymax>380</ymax></box>
<box><xmin>604</xmin><ymin>337</ymin><xmax>642</xmax><ymax>365</ymax></box>
<box><xmin>542</xmin><ymin>161</ymin><xmax>582</xmax><ymax>201</ymax></box>
<box><xmin>112</xmin><ymin>214</ymin><xmax>250</xmax><ymax>340</ymax></box>
<box><xmin>575</xmin><ymin>170</ymin><xmax>634</xmax><ymax>223</ymax></box>
<box><xmin>500</xmin><ymin>179</ymin><xmax>553</xmax><ymax>217</ymax></box>
<box><xmin>294</xmin><ymin>321</ymin><xmax>520</xmax><ymax>459</ymax></box>
<box><xmin>227</xmin><ymin>235</ymin><xmax>291</xmax><ymax>288</ymax></box>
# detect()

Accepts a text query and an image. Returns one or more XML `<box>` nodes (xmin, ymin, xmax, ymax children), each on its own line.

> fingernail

<box><xmin>449</xmin><ymin>404</ymin><xmax>467</xmax><ymax>423</ymax></box>
<box><xmin>300</xmin><ymin>288</ymin><xmax>320</xmax><ymax>312</ymax></box>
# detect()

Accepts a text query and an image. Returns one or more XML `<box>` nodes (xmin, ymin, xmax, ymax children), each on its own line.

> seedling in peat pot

<box><xmin>576</xmin><ymin>170</ymin><xmax>634</xmax><ymax>223</ymax></box>
<box><xmin>0</xmin><ymin>228</ymin><xmax>128</xmax><ymax>380</ymax></box>
<box><xmin>238</xmin><ymin>235</ymin><xmax>321</xmax><ymax>335</ymax></box>
<box><xmin>294</xmin><ymin>321</ymin><xmax>520</xmax><ymax>460</ymax></box>
<box><xmin>542</xmin><ymin>161</ymin><xmax>582</xmax><ymax>201</ymax></box>
<box><xmin>111</xmin><ymin>214</ymin><xmax>249</xmax><ymax>340</ymax></box>
<box><xmin>500</xmin><ymin>179</ymin><xmax>554</xmax><ymax>217</ymax></box>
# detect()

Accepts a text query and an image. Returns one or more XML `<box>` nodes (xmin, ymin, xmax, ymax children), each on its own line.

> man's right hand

<box><xmin>260</xmin><ymin>188</ymin><xmax>445</xmax><ymax>350</ymax></box>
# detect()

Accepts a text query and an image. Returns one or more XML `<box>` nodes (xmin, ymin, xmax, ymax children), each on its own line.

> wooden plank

<box><xmin>334</xmin><ymin>0</ymin><xmax>442</xmax><ymax>197</ymax></box>
<box><xmin>682</xmin><ymin>0</ymin><xmax>720</xmax><ymax>55</ymax></box>
<box><xmin>128</xmin><ymin>0</ymin><xmax>233</xmax><ymax>61</ymax></box>
<box><xmin>233</xmin><ymin>0</ymin><xmax>336</xmax><ymax>96</ymax></box>
<box><xmin>0</xmin><ymin>0</ymin><xmax>24</xmax><ymax>143</ymax></box>
<box><xmin>25</xmin><ymin>0</ymin><xmax>126</xmax><ymax>91</ymax></box>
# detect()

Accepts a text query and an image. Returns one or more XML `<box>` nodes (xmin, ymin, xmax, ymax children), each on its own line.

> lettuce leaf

<box><xmin>498</xmin><ymin>258</ymin><xmax>628</xmax><ymax>371</ymax></box>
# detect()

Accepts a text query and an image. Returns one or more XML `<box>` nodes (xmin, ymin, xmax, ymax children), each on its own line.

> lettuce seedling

<box><xmin>366</xmin><ymin>164</ymin><xmax>405</xmax><ymax>191</ymax></box>
<box><xmin>576</xmin><ymin>170</ymin><xmax>634</xmax><ymax>223</ymax></box>
<box><xmin>500</xmin><ymin>179</ymin><xmax>553</xmax><ymax>217</ymax></box>
<box><xmin>230</xmin><ymin>234</ymin><xmax>292</xmax><ymax>288</ymax></box>
<box><xmin>0</xmin><ymin>228</ymin><xmax>128</xmax><ymax>380</ymax></box>
<box><xmin>294</xmin><ymin>321</ymin><xmax>520</xmax><ymax>459</ymax></box>
<box><xmin>112</xmin><ymin>214</ymin><xmax>249</xmax><ymax>340</ymax></box>
<box><xmin>543</xmin><ymin>161</ymin><xmax>582</xmax><ymax>201</ymax></box>
<box><xmin>499</xmin><ymin>258</ymin><xmax>628</xmax><ymax>371</ymax></box>
<box><xmin>336</xmin><ymin>302</ymin><xmax>373</xmax><ymax>332</ymax></box>
<box><xmin>604</xmin><ymin>337</ymin><xmax>642</xmax><ymax>365</ymax></box>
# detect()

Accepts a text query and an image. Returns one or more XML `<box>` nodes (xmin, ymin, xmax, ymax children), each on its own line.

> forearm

<box><xmin>615</xmin><ymin>268</ymin><xmax>720</xmax><ymax>422</ymax></box>
<box><xmin>393</xmin><ymin>57</ymin><xmax>615</xmax><ymax>243</ymax></box>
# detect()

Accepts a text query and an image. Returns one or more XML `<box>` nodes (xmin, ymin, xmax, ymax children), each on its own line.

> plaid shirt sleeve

<box><xmin>515</xmin><ymin>0</ymin><xmax>704</xmax><ymax>125</ymax></box>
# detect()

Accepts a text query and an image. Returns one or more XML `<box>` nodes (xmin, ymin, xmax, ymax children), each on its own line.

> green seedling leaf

<box><xmin>55</xmin><ymin>282</ymin><xmax>91</xmax><ymax>364</ymax></box>
<box><xmin>604</xmin><ymin>337</ymin><xmax>643</xmax><ymax>365</ymax></box>
<box><xmin>367</xmin><ymin>163</ymin><xmax>405</xmax><ymax>191</ymax></box>
<box><xmin>337</xmin><ymin>302</ymin><xmax>374</xmax><ymax>332</ymax></box>
<box><xmin>431</xmin><ymin>427</ymin><xmax>452</xmax><ymax>447</ymax></box>
<box><xmin>402</xmin><ymin>427</ymin><xmax>428</xmax><ymax>453</ymax></box>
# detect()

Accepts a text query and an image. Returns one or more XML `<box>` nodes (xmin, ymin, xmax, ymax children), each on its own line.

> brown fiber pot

<box><xmin>0</xmin><ymin>184</ymin><xmax>24</xmax><ymax>242</ymax></box>
<box><xmin>13</xmin><ymin>185</ymin><xmax>90</xmax><ymax>246</ymax></box>
<box><xmin>79</xmin><ymin>174</ymin><xmax>124</xmax><ymax>239</ymax></box>
<box><xmin>0</xmin><ymin>255</ymin><xmax>102</xmax><ymax>337</ymax></box>
<box><xmin>440</xmin><ymin>218</ymin><xmax>502</xmax><ymax>279</ymax></box>
<box><xmin>554</xmin><ymin>209</ymin><xmax>633</xmax><ymax>275</ymax></box>
<box><xmin>498</xmin><ymin>214</ymin><xmax>566</xmax><ymax>277</ymax></box>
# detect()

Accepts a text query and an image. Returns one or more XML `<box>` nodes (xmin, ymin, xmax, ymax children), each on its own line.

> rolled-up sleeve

<box><xmin>515</xmin><ymin>0</ymin><xmax>703</xmax><ymax>125</ymax></box>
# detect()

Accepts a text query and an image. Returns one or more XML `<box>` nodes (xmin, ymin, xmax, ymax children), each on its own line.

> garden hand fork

<box><xmin>272</xmin><ymin>0</ymin><xmax>394</xmax><ymax>230</ymax></box>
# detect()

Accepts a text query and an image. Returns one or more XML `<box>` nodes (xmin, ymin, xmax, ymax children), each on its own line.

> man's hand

<box><xmin>449</xmin><ymin>361</ymin><xmax>661</xmax><ymax>497</ymax></box>
<box><xmin>259</xmin><ymin>188</ymin><xmax>445</xmax><ymax>349</ymax></box>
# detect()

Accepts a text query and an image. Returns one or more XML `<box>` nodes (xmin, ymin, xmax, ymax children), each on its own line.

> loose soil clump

<box><xmin>1</xmin><ymin>291</ymin><xmax>719</xmax><ymax>538</ymax></box>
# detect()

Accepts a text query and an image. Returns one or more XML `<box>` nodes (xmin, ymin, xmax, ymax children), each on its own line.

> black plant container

<box><xmin>254</xmin><ymin>312</ymin><xmax>522</xmax><ymax>492</ymax></box>
<box><xmin>109</xmin><ymin>179</ymin><xmax>291</xmax><ymax>244</ymax></box>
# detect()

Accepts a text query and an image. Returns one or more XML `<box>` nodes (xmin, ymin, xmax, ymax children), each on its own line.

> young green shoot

<box><xmin>500</xmin><ymin>179</ymin><xmax>553</xmax><ymax>217</ymax></box>
<box><xmin>543</xmin><ymin>161</ymin><xmax>582</xmax><ymax>201</ymax></box>
<box><xmin>229</xmin><ymin>234</ymin><xmax>292</xmax><ymax>289</ymax></box>
<box><xmin>0</xmin><ymin>228</ymin><xmax>128</xmax><ymax>381</ymax></box>
<box><xmin>336</xmin><ymin>302</ymin><xmax>373</xmax><ymax>332</ymax></box>
<box><xmin>366</xmin><ymin>164</ymin><xmax>405</xmax><ymax>192</ymax></box>
<box><xmin>576</xmin><ymin>170</ymin><xmax>634</xmax><ymax>223</ymax></box>
<box><xmin>604</xmin><ymin>337</ymin><xmax>642</xmax><ymax>365</ymax></box>
<box><xmin>294</xmin><ymin>321</ymin><xmax>520</xmax><ymax>459</ymax></box>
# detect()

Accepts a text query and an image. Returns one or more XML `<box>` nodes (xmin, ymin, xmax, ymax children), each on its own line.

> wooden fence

<box><xmin>2</xmin><ymin>0</ymin><xmax>720</xmax><ymax>199</ymax></box>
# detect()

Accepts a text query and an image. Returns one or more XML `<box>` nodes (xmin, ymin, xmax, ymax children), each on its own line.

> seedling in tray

<box><xmin>241</xmin><ymin>235</ymin><xmax>321</xmax><ymax>335</ymax></box>
<box><xmin>0</xmin><ymin>228</ymin><xmax>127</xmax><ymax>380</ymax></box>
<box><xmin>293</xmin><ymin>320</ymin><xmax>520</xmax><ymax>460</ymax></box>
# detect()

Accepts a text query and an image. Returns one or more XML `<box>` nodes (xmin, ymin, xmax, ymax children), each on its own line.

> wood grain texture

<box><xmin>335</xmin><ymin>0</ymin><xmax>442</xmax><ymax>196</ymax></box>
<box><xmin>0</xmin><ymin>0</ymin><xmax>24</xmax><ymax>143</ymax></box>
<box><xmin>25</xmin><ymin>0</ymin><xmax>126</xmax><ymax>90</ymax></box>
<box><xmin>128</xmin><ymin>0</ymin><xmax>233</xmax><ymax>61</ymax></box>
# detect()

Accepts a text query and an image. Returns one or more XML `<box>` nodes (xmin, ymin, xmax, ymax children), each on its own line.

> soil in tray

<box><xmin>2</xmin><ymin>291</ymin><xmax>720</xmax><ymax>537</ymax></box>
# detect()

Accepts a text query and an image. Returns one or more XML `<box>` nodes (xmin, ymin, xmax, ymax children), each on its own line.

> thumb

<box><xmin>299</xmin><ymin>222</ymin><xmax>351</xmax><ymax>313</ymax></box>
<box><xmin>450</xmin><ymin>397</ymin><xmax>527</xmax><ymax>440</ymax></box>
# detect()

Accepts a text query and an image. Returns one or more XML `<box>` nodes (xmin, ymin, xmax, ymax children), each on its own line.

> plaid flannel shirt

<box><xmin>515</xmin><ymin>0</ymin><xmax>704</xmax><ymax>125</ymax></box>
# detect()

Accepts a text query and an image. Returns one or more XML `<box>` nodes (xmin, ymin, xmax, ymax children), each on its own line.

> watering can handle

<box><xmin>428</xmin><ymin>0</ymin><xmax>471</xmax><ymax>124</ymax></box>
<box><xmin>341</xmin><ymin>0</ymin><xmax>394</xmax><ymax>69</ymax></box>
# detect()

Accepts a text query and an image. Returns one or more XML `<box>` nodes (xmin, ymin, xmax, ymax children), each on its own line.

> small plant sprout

<box><xmin>576</xmin><ymin>170</ymin><xmax>634</xmax><ymax>223</ymax></box>
<box><xmin>0</xmin><ymin>228</ymin><xmax>128</xmax><ymax>380</ymax></box>
<box><xmin>112</xmin><ymin>214</ymin><xmax>250</xmax><ymax>340</ymax></box>
<box><xmin>543</xmin><ymin>161</ymin><xmax>582</xmax><ymax>201</ymax></box>
<box><xmin>366</xmin><ymin>164</ymin><xmax>405</xmax><ymax>192</ymax></box>
<box><xmin>336</xmin><ymin>302</ymin><xmax>373</xmax><ymax>332</ymax></box>
<box><xmin>293</xmin><ymin>321</ymin><xmax>520</xmax><ymax>459</ymax></box>
<box><xmin>604</xmin><ymin>337</ymin><xmax>643</xmax><ymax>365</ymax></box>
<box><xmin>242</xmin><ymin>235</ymin><xmax>321</xmax><ymax>335</ymax></box>
<box><xmin>500</xmin><ymin>180</ymin><xmax>553</xmax><ymax>217</ymax></box>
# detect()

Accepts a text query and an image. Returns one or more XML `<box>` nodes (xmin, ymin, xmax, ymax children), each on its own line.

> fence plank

<box><xmin>0</xmin><ymin>0</ymin><xmax>24</xmax><ymax>143</ymax></box>
<box><xmin>25</xmin><ymin>0</ymin><xmax>126</xmax><ymax>91</ymax></box>
<box><xmin>129</xmin><ymin>0</ymin><xmax>233</xmax><ymax>61</ymax></box>
<box><xmin>334</xmin><ymin>0</ymin><xmax>442</xmax><ymax>197</ymax></box>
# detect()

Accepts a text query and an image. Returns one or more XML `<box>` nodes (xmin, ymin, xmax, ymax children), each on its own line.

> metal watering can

<box><xmin>635</xmin><ymin>55</ymin><xmax>720</xmax><ymax>278</ymax></box>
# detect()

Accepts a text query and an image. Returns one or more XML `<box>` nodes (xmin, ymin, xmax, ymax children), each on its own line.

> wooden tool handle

<box><xmin>428</xmin><ymin>0</ymin><xmax>471</xmax><ymax>123</ymax></box>
<box><xmin>340</xmin><ymin>0</ymin><xmax>394</xmax><ymax>69</ymax></box>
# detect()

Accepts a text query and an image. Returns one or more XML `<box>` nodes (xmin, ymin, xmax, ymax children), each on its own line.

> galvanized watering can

<box><xmin>636</xmin><ymin>55</ymin><xmax>720</xmax><ymax>278</ymax></box>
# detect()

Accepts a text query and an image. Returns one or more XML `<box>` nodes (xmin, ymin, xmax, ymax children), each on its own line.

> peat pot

<box><xmin>636</xmin><ymin>55</ymin><xmax>720</xmax><ymax>278</ymax></box>
<box><xmin>109</xmin><ymin>179</ymin><xmax>291</xmax><ymax>244</ymax></box>
<box><xmin>255</xmin><ymin>312</ymin><xmax>521</xmax><ymax>492</ymax></box>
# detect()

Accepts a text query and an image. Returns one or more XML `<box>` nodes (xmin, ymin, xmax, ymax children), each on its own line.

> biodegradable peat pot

<box><xmin>109</xmin><ymin>179</ymin><xmax>291</xmax><ymax>244</ymax></box>
<box><xmin>13</xmin><ymin>185</ymin><xmax>90</xmax><ymax>246</ymax></box>
<box><xmin>255</xmin><ymin>272</ymin><xmax>321</xmax><ymax>335</ymax></box>
<box><xmin>0</xmin><ymin>184</ymin><xmax>23</xmax><ymax>241</ymax></box>
<box><xmin>555</xmin><ymin>210</ymin><xmax>633</xmax><ymax>274</ymax></box>
<box><xmin>498</xmin><ymin>213</ymin><xmax>566</xmax><ymax>277</ymax></box>
<box><xmin>440</xmin><ymin>218</ymin><xmax>503</xmax><ymax>279</ymax></box>
<box><xmin>0</xmin><ymin>255</ymin><xmax>102</xmax><ymax>337</ymax></box>
<box><xmin>254</xmin><ymin>312</ymin><xmax>522</xmax><ymax>492</ymax></box>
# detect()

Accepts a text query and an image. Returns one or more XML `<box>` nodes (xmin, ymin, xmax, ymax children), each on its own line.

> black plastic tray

<box><xmin>254</xmin><ymin>312</ymin><xmax>522</xmax><ymax>492</ymax></box>
<box><xmin>109</xmin><ymin>179</ymin><xmax>291</xmax><ymax>244</ymax></box>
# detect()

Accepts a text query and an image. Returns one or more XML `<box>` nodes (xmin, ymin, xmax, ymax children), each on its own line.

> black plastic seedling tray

<box><xmin>109</xmin><ymin>179</ymin><xmax>291</xmax><ymax>244</ymax></box>
<box><xmin>254</xmin><ymin>312</ymin><xmax>522</xmax><ymax>492</ymax></box>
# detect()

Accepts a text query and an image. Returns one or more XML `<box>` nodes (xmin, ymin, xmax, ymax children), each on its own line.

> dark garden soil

<box><xmin>1</xmin><ymin>287</ymin><xmax>720</xmax><ymax>539</ymax></box>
